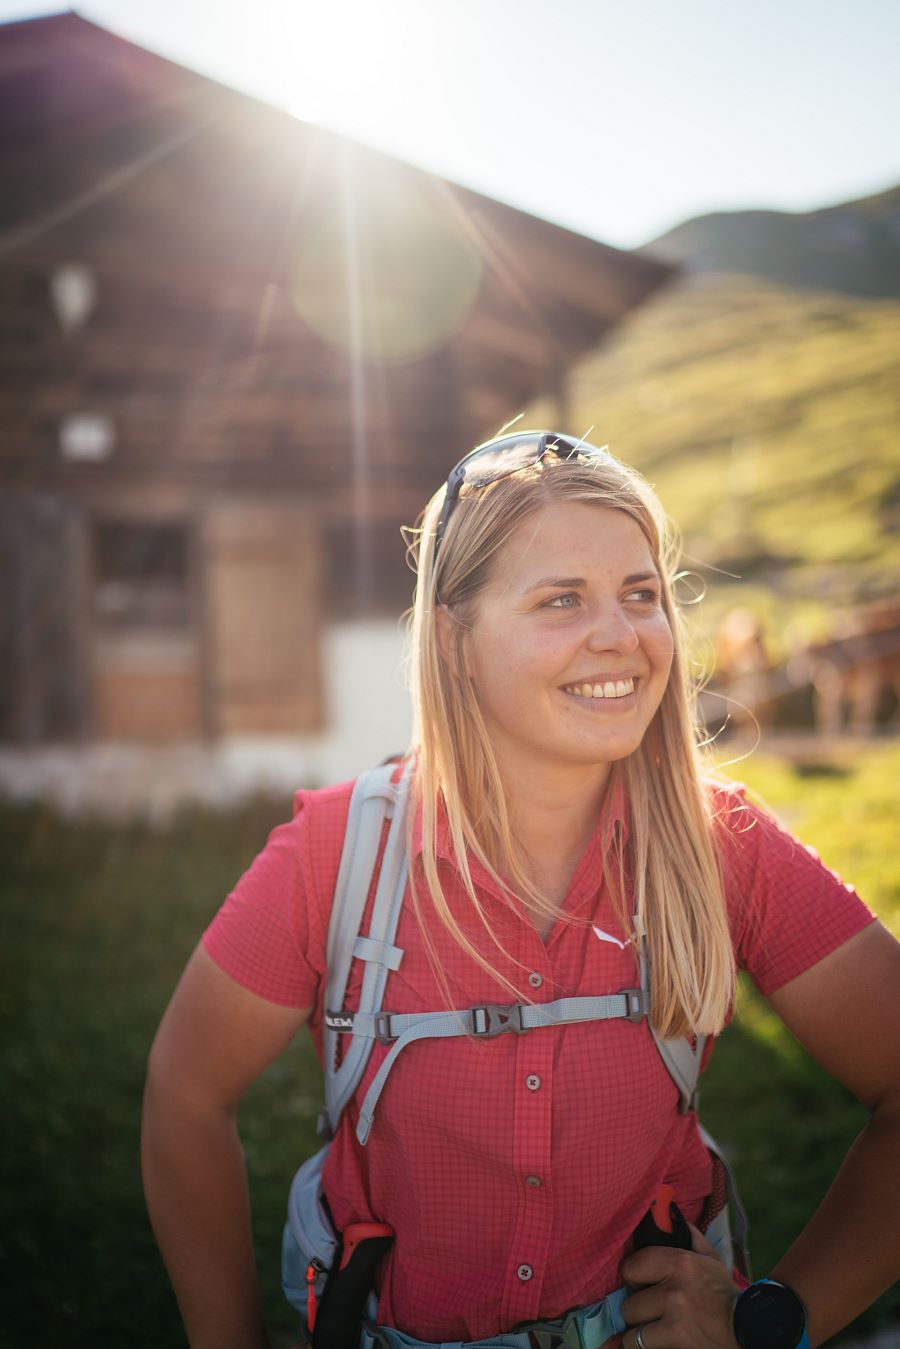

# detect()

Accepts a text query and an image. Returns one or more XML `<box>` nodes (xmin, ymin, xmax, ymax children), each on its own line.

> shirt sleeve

<box><xmin>713</xmin><ymin>782</ymin><xmax>877</xmax><ymax>996</ymax></box>
<box><xmin>201</xmin><ymin>789</ymin><xmax>332</xmax><ymax>1009</ymax></box>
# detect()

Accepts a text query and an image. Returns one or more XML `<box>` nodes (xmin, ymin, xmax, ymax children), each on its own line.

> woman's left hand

<box><xmin>619</xmin><ymin>1224</ymin><xmax>741</xmax><ymax>1349</ymax></box>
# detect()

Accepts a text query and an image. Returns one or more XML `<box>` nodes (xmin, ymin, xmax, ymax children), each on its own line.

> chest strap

<box><xmin>327</xmin><ymin>990</ymin><xmax>649</xmax><ymax>1145</ymax></box>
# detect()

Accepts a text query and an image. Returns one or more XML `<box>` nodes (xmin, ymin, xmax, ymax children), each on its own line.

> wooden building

<box><xmin>0</xmin><ymin>13</ymin><xmax>675</xmax><ymax>792</ymax></box>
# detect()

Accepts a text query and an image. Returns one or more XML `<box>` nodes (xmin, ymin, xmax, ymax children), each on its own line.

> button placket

<box><xmin>501</xmin><ymin>909</ymin><xmax>554</xmax><ymax>1329</ymax></box>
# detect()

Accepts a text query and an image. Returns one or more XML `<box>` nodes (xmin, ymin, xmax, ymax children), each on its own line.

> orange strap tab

<box><xmin>306</xmin><ymin>1262</ymin><xmax>319</xmax><ymax>1331</ymax></box>
<box><xmin>650</xmin><ymin>1183</ymin><xmax>676</xmax><ymax>1234</ymax></box>
<box><xmin>338</xmin><ymin>1221</ymin><xmax>395</xmax><ymax>1271</ymax></box>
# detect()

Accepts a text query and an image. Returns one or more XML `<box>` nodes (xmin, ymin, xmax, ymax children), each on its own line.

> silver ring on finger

<box><xmin>634</xmin><ymin>1323</ymin><xmax>651</xmax><ymax>1349</ymax></box>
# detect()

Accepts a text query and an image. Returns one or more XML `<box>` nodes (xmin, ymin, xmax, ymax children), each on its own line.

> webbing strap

<box><xmin>700</xmin><ymin>1124</ymin><xmax>752</xmax><ymax>1280</ymax></box>
<box><xmin>355</xmin><ymin>993</ymin><xmax>648</xmax><ymax>1144</ymax></box>
<box><xmin>353</xmin><ymin>935</ymin><xmax>404</xmax><ymax>971</ymax></box>
<box><xmin>364</xmin><ymin>1286</ymin><xmax>628</xmax><ymax>1349</ymax></box>
<box><xmin>653</xmin><ymin>1034</ymin><xmax>706</xmax><ymax>1113</ymax></box>
<box><xmin>342</xmin><ymin>992</ymin><xmax>648</xmax><ymax>1043</ymax></box>
<box><xmin>634</xmin><ymin>916</ymin><xmax>705</xmax><ymax>1114</ymax></box>
<box><xmin>323</xmin><ymin>762</ymin><xmax>411</xmax><ymax>1134</ymax></box>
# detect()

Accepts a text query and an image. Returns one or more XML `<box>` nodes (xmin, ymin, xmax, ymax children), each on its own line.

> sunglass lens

<box><xmin>463</xmin><ymin>435</ymin><xmax>571</xmax><ymax>487</ymax></box>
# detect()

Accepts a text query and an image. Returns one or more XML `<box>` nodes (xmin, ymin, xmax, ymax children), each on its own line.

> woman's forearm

<box><xmin>771</xmin><ymin>1098</ymin><xmax>900</xmax><ymax>1347</ymax></box>
<box><xmin>141</xmin><ymin>1074</ymin><xmax>270</xmax><ymax>1349</ymax></box>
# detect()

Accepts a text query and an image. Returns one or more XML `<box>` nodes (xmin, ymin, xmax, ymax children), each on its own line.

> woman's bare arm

<box><xmin>765</xmin><ymin>919</ymin><xmax>900</xmax><ymax>1344</ymax></box>
<box><xmin>142</xmin><ymin>945</ymin><xmax>311</xmax><ymax>1349</ymax></box>
<box><xmin>621</xmin><ymin>919</ymin><xmax>900</xmax><ymax>1348</ymax></box>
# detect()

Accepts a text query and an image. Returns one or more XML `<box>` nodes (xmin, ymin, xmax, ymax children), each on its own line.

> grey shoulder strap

<box><xmin>634</xmin><ymin>915</ymin><xmax>705</xmax><ymax>1114</ymax></box>
<box><xmin>320</xmin><ymin>761</ymin><xmax>412</xmax><ymax>1138</ymax></box>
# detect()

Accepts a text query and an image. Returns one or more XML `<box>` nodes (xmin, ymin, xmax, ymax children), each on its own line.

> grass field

<box><xmin>1</xmin><ymin>742</ymin><xmax>898</xmax><ymax>1347</ymax></box>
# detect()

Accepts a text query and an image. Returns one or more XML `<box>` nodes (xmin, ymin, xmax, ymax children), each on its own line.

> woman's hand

<box><xmin>619</xmin><ymin>1225</ymin><xmax>741</xmax><ymax>1349</ymax></box>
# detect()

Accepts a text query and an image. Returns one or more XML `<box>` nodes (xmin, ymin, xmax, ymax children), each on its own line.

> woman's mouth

<box><xmin>561</xmin><ymin>676</ymin><xmax>636</xmax><ymax>700</ymax></box>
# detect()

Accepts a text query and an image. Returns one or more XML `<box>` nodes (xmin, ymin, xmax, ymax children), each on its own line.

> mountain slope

<box><xmin>639</xmin><ymin>184</ymin><xmax>900</xmax><ymax>299</ymax></box>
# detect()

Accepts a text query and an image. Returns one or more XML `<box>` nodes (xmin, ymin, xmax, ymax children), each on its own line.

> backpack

<box><xmin>282</xmin><ymin>762</ymin><xmax>751</xmax><ymax>1344</ymax></box>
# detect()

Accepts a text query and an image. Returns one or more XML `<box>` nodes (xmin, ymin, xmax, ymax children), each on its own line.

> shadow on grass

<box><xmin>0</xmin><ymin>799</ymin><xmax>896</xmax><ymax>1346</ymax></box>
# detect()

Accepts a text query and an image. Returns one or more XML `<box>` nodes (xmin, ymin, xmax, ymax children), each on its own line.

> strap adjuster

<box><xmin>471</xmin><ymin>1002</ymin><xmax>526</xmax><ymax>1037</ymax></box>
<box><xmin>373</xmin><ymin>1011</ymin><xmax>396</xmax><ymax>1045</ymax></box>
<box><xmin>624</xmin><ymin>988</ymin><xmax>647</xmax><ymax>1024</ymax></box>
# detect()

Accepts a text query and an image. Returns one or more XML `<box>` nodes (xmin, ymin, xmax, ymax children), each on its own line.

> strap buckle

<box><xmin>623</xmin><ymin>988</ymin><xmax>647</xmax><ymax>1024</ymax></box>
<box><xmin>373</xmin><ymin>1011</ymin><xmax>397</xmax><ymax>1045</ymax></box>
<box><xmin>471</xmin><ymin>1002</ymin><xmax>526</xmax><ymax>1037</ymax></box>
<box><xmin>521</xmin><ymin>1307</ymin><xmax>582</xmax><ymax>1348</ymax></box>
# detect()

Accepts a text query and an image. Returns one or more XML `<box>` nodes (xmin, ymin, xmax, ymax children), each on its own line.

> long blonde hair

<box><xmin>405</xmin><ymin>446</ymin><xmax>734</xmax><ymax>1038</ymax></box>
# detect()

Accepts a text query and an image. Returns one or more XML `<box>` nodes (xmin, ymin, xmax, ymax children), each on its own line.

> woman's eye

<box><xmin>545</xmin><ymin>593</ymin><xmax>579</xmax><ymax>609</ymax></box>
<box><xmin>624</xmin><ymin>588</ymin><xmax>659</xmax><ymax>604</ymax></box>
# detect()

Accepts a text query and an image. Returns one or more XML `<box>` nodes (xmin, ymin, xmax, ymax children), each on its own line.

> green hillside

<box><xmin>639</xmin><ymin>183</ymin><xmax>900</xmax><ymax>299</ymax></box>
<box><xmin>525</xmin><ymin>273</ymin><xmax>900</xmax><ymax>654</ymax></box>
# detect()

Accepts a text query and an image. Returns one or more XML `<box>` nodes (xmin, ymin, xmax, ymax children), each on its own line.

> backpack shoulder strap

<box><xmin>636</xmin><ymin>916</ymin><xmax>751</xmax><ymax>1274</ymax></box>
<box><xmin>633</xmin><ymin>913</ymin><xmax>704</xmax><ymax>1113</ymax></box>
<box><xmin>320</xmin><ymin>760</ymin><xmax>412</xmax><ymax>1138</ymax></box>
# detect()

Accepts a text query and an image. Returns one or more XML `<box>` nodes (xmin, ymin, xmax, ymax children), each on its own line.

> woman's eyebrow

<box><xmin>523</xmin><ymin>575</ymin><xmax>586</xmax><ymax>593</ymax></box>
<box><xmin>524</xmin><ymin>569</ymin><xmax>660</xmax><ymax>593</ymax></box>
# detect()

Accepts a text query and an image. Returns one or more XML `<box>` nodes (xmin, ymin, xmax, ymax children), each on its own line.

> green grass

<box><xmin>1</xmin><ymin>746</ymin><xmax>898</xmax><ymax>1345</ymax></box>
<box><xmin>700</xmin><ymin>744</ymin><xmax>900</xmax><ymax>1341</ymax></box>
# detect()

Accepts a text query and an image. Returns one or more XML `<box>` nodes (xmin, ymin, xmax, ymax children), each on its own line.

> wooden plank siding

<box><xmin>203</xmin><ymin>502</ymin><xmax>323</xmax><ymax>735</ymax></box>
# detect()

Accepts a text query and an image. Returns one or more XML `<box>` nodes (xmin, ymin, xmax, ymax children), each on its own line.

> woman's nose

<box><xmin>585</xmin><ymin>603</ymin><xmax>640</xmax><ymax>654</ymax></box>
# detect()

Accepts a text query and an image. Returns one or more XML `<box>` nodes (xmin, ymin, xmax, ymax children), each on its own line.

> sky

<box><xmin>2</xmin><ymin>0</ymin><xmax>899</xmax><ymax>249</ymax></box>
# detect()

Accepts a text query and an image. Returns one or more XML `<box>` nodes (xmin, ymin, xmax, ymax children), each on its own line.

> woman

<box><xmin>142</xmin><ymin>431</ymin><xmax>900</xmax><ymax>1349</ymax></box>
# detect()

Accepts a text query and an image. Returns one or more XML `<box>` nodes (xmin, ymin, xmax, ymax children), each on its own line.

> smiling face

<box><xmin>457</xmin><ymin>500</ymin><xmax>675</xmax><ymax>789</ymax></box>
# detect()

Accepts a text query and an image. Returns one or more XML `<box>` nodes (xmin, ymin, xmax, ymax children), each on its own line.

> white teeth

<box><xmin>565</xmin><ymin>677</ymin><xmax>635</xmax><ymax>699</ymax></box>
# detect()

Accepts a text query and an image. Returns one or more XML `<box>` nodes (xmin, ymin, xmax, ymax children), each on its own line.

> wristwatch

<box><xmin>733</xmin><ymin>1278</ymin><xmax>810</xmax><ymax>1349</ymax></box>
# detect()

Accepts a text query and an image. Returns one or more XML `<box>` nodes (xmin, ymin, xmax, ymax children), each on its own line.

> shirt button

<box><xmin>525</xmin><ymin>1073</ymin><xmax>542</xmax><ymax>1091</ymax></box>
<box><xmin>517</xmin><ymin>1263</ymin><xmax>533</xmax><ymax>1282</ymax></box>
<box><xmin>526</xmin><ymin>1175</ymin><xmax>542</xmax><ymax>1188</ymax></box>
<box><xmin>528</xmin><ymin>972</ymin><xmax>543</xmax><ymax>989</ymax></box>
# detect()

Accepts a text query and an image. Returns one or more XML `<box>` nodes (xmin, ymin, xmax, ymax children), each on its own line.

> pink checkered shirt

<box><xmin>203</xmin><ymin>771</ymin><xmax>873</xmax><ymax>1342</ymax></box>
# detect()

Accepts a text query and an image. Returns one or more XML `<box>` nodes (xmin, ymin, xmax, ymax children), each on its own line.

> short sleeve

<box><xmin>713</xmin><ymin>782</ymin><xmax>877</xmax><ymax>996</ymax></box>
<box><xmin>201</xmin><ymin>788</ymin><xmax>339</xmax><ymax>1009</ymax></box>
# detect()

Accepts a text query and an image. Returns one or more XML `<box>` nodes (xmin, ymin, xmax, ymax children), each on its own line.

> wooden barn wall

<box><xmin>0</xmin><ymin>491</ymin><xmax>90</xmax><ymax>742</ymax></box>
<box><xmin>203</xmin><ymin>500</ymin><xmax>323</xmax><ymax>735</ymax></box>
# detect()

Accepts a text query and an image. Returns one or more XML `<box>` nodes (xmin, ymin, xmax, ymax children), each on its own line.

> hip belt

<box><xmin>361</xmin><ymin>1286</ymin><xmax>628</xmax><ymax>1349</ymax></box>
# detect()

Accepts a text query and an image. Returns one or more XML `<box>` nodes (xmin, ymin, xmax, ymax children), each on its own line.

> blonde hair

<box><xmin>405</xmin><ymin>447</ymin><xmax>734</xmax><ymax>1038</ymax></box>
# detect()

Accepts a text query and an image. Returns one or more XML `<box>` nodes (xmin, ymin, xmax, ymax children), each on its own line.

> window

<box><xmin>92</xmin><ymin>520</ymin><xmax>190</xmax><ymax>630</ymax></box>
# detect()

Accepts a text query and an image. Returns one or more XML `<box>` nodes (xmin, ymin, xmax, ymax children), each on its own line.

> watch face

<box><xmin>734</xmin><ymin>1282</ymin><xmax>806</xmax><ymax>1349</ymax></box>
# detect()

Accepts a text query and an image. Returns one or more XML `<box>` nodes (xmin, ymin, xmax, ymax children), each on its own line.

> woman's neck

<box><xmin>505</xmin><ymin>763</ymin><xmax>612</xmax><ymax>873</ymax></box>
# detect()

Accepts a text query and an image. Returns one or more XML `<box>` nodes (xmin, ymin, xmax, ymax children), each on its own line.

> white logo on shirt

<box><xmin>592</xmin><ymin>925</ymin><xmax>628</xmax><ymax>950</ymax></box>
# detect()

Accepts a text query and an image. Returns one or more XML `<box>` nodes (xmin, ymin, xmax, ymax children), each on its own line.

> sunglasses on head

<box><xmin>432</xmin><ymin>429</ymin><xmax>612</xmax><ymax>566</ymax></box>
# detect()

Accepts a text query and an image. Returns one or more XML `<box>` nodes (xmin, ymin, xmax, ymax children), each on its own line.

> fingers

<box><xmin>620</xmin><ymin>1241</ymin><xmax>741</xmax><ymax>1349</ymax></box>
<box><xmin>688</xmin><ymin>1220</ymin><xmax>718</xmax><ymax>1258</ymax></box>
<box><xmin>623</xmin><ymin>1321</ymin><xmax>658</xmax><ymax>1349</ymax></box>
<box><xmin>621</xmin><ymin>1243</ymin><xmax>694</xmax><ymax>1286</ymax></box>
<box><xmin>622</xmin><ymin>1287</ymin><xmax>666</xmax><ymax>1328</ymax></box>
